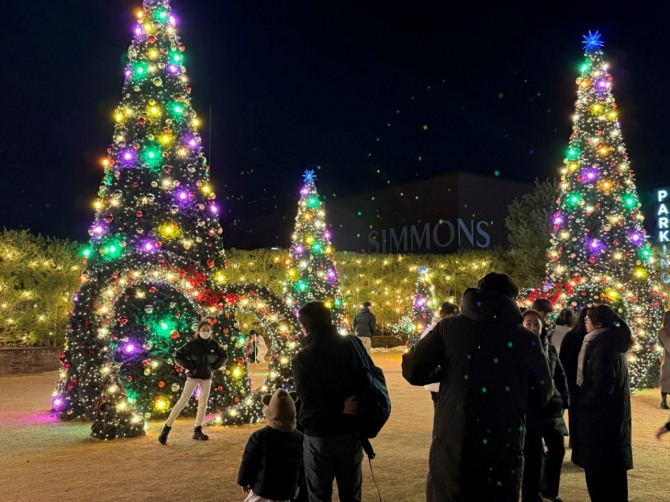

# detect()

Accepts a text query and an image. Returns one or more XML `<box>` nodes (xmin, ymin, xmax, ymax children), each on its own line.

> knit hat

<box><xmin>262</xmin><ymin>389</ymin><xmax>298</xmax><ymax>432</ymax></box>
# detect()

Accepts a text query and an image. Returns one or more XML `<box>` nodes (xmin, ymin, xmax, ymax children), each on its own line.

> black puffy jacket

<box><xmin>174</xmin><ymin>336</ymin><xmax>227</xmax><ymax>379</ymax></box>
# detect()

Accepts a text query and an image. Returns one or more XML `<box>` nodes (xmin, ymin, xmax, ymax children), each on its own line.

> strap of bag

<box><xmin>349</xmin><ymin>336</ymin><xmax>372</xmax><ymax>370</ymax></box>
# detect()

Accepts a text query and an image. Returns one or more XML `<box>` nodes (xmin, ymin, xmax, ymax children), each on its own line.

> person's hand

<box><xmin>343</xmin><ymin>395</ymin><xmax>358</xmax><ymax>415</ymax></box>
<box><xmin>656</xmin><ymin>424</ymin><xmax>669</xmax><ymax>440</ymax></box>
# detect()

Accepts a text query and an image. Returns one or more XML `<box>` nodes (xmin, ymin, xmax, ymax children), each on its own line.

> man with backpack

<box><xmin>293</xmin><ymin>301</ymin><xmax>369</xmax><ymax>502</ymax></box>
<box><xmin>402</xmin><ymin>272</ymin><xmax>553</xmax><ymax>502</ymax></box>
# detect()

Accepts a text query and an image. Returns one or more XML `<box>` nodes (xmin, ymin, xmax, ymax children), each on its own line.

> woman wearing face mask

<box><xmin>158</xmin><ymin>320</ymin><xmax>227</xmax><ymax>445</ymax></box>
<box><xmin>572</xmin><ymin>304</ymin><xmax>633</xmax><ymax>502</ymax></box>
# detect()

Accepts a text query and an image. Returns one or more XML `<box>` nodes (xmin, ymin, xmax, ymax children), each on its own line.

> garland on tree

<box><xmin>532</xmin><ymin>31</ymin><xmax>665</xmax><ymax>388</ymax></box>
<box><xmin>283</xmin><ymin>170</ymin><xmax>347</xmax><ymax>333</ymax></box>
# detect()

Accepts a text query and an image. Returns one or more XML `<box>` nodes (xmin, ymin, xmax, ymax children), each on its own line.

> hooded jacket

<box><xmin>402</xmin><ymin>288</ymin><xmax>553</xmax><ymax>502</ymax></box>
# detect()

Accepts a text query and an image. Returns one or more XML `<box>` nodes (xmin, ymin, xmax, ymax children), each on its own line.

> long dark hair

<box><xmin>586</xmin><ymin>304</ymin><xmax>633</xmax><ymax>350</ymax></box>
<box><xmin>556</xmin><ymin>308</ymin><xmax>574</xmax><ymax>327</ymax></box>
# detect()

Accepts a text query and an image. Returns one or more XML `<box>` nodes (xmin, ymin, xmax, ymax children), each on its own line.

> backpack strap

<box><xmin>349</xmin><ymin>335</ymin><xmax>372</xmax><ymax>370</ymax></box>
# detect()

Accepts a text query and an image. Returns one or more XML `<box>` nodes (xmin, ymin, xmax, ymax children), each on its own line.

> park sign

<box><xmin>656</xmin><ymin>187</ymin><xmax>670</xmax><ymax>243</ymax></box>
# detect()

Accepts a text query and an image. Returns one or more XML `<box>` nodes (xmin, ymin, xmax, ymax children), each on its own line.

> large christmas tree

<box><xmin>52</xmin><ymin>0</ymin><xmax>255</xmax><ymax>438</ymax></box>
<box><xmin>283</xmin><ymin>170</ymin><xmax>347</xmax><ymax>333</ymax></box>
<box><xmin>542</xmin><ymin>31</ymin><xmax>664</xmax><ymax>387</ymax></box>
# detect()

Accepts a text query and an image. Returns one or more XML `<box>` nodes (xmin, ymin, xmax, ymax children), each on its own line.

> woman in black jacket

<box><xmin>571</xmin><ymin>304</ymin><xmax>633</xmax><ymax>502</ymax></box>
<box><xmin>158</xmin><ymin>320</ymin><xmax>227</xmax><ymax>444</ymax></box>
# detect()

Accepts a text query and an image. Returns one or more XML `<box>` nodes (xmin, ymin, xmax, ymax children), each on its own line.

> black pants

<box><xmin>303</xmin><ymin>434</ymin><xmax>363</xmax><ymax>502</ymax></box>
<box><xmin>584</xmin><ymin>469</ymin><xmax>628</xmax><ymax>502</ymax></box>
<box><xmin>522</xmin><ymin>428</ymin><xmax>544</xmax><ymax>502</ymax></box>
<box><xmin>541</xmin><ymin>428</ymin><xmax>566</xmax><ymax>498</ymax></box>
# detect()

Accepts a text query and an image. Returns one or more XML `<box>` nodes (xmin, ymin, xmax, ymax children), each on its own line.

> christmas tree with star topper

<box><xmin>283</xmin><ymin>170</ymin><xmax>347</xmax><ymax>333</ymax></box>
<box><xmin>538</xmin><ymin>31</ymin><xmax>665</xmax><ymax>387</ymax></box>
<box><xmin>52</xmin><ymin>0</ymin><xmax>257</xmax><ymax>438</ymax></box>
<box><xmin>395</xmin><ymin>266</ymin><xmax>436</xmax><ymax>347</ymax></box>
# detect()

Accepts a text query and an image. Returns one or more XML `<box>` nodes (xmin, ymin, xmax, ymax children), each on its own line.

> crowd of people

<box><xmin>154</xmin><ymin>272</ymin><xmax>670</xmax><ymax>502</ymax></box>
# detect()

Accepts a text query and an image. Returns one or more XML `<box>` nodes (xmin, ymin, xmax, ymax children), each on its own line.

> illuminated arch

<box><xmin>215</xmin><ymin>283</ymin><xmax>301</xmax><ymax>425</ymax></box>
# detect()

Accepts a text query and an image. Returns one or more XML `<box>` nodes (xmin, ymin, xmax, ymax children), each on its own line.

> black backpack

<box><xmin>349</xmin><ymin>336</ymin><xmax>391</xmax><ymax>439</ymax></box>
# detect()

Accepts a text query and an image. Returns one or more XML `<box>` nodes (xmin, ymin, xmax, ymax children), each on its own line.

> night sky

<box><xmin>3</xmin><ymin>1</ymin><xmax>670</xmax><ymax>247</ymax></box>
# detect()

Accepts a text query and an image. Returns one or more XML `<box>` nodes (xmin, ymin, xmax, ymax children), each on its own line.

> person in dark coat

<box><xmin>521</xmin><ymin>309</ymin><xmax>569</xmax><ymax>502</ymax></box>
<box><xmin>558</xmin><ymin>307</ymin><xmax>588</xmax><ymax>449</ymax></box>
<box><xmin>571</xmin><ymin>304</ymin><xmax>633</xmax><ymax>502</ymax></box>
<box><xmin>352</xmin><ymin>301</ymin><xmax>376</xmax><ymax>353</ymax></box>
<box><xmin>158</xmin><ymin>320</ymin><xmax>228</xmax><ymax>444</ymax></box>
<box><xmin>402</xmin><ymin>272</ymin><xmax>553</xmax><ymax>502</ymax></box>
<box><xmin>656</xmin><ymin>311</ymin><xmax>670</xmax><ymax>409</ymax></box>
<box><xmin>292</xmin><ymin>301</ymin><xmax>366</xmax><ymax>502</ymax></box>
<box><xmin>238</xmin><ymin>389</ymin><xmax>304</xmax><ymax>502</ymax></box>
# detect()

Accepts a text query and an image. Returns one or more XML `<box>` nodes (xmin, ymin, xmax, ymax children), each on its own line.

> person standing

<box><xmin>158</xmin><ymin>320</ymin><xmax>227</xmax><ymax>444</ymax></box>
<box><xmin>549</xmin><ymin>308</ymin><xmax>574</xmax><ymax>355</ymax></box>
<box><xmin>657</xmin><ymin>311</ymin><xmax>670</xmax><ymax>409</ymax></box>
<box><xmin>418</xmin><ymin>302</ymin><xmax>459</xmax><ymax>408</ymax></box>
<box><xmin>293</xmin><ymin>301</ymin><xmax>366</xmax><ymax>502</ymax></box>
<box><xmin>571</xmin><ymin>304</ymin><xmax>633</xmax><ymax>502</ymax></box>
<box><xmin>521</xmin><ymin>309</ymin><xmax>569</xmax><ymax>502</ymax></box>
<box><xmin>237</xmin><ymin>389</ymin><xmax>304</xmax><ymax>502</ymax></box>
<box><xmin>402</xmin><ymin>272</ymin><xmax>552</xmax><ymax>501</ymax></box>
<box><xmin>558</xmin><ymin>307</ymin><xmax>588</xmax><ymax>450</ymax></box>
<box><xmin>352</xmin><ymin>301</ymin><xmax>376</xmax><ymax>354</ymax></box>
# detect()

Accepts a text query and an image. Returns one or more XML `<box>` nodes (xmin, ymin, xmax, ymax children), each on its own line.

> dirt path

<box><xmin>1</xmin><ymin>351</ymin><xmax>669</xmax><ymax>501</ymax></box>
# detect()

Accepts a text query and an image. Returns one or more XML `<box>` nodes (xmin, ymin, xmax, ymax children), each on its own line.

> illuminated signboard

<box><xmin>656</xmin><ymin>187</ymin><xmax>670</xmax><ymax>243</ymax></box>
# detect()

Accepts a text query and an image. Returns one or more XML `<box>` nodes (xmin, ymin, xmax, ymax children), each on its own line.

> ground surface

<box><xmin>1</xmin><ymin>351</ymin><xmax>669</xmax><ymax>501</ymax></box>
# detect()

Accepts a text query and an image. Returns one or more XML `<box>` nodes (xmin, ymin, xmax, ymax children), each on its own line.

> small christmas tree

<box><xmin>396</xmin><ymin>266</ymin><xmax>436</xmax><ymax>347</ymax></box>
<box><xmin>543</xmin><ymin>31</ymin><xmax>664</xmax><ymax>387</ymax></box>
<box><xmin>52</xmin><ymin>0</ymin><xmax>253</xmax><ymax>438</ymax></box>
<box><xmin>283</xmin><ymin>170</ymin><xmax>347</xmax><ymax>333</ymax></box>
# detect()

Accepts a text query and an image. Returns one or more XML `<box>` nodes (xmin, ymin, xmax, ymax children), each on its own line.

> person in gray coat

<box><xmin>352</xmin><ymin>301</ymin><xmax>376</xmax><ymax>353</ymax></box>
<box><xmin>402</xmin><ymin>272</ymin><xmax>552</xmax><ymax>502</ymax></box>
<box><xmin>657</xmin><ymin>311</ymin><xmax>670</xmax><ymax>409</ymax></box>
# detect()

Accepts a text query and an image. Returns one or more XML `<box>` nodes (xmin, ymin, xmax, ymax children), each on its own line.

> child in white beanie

<box><xmin>238</xmin><ymin>389</ymin><xmax>304</xmax><ymax>502</ymax></box>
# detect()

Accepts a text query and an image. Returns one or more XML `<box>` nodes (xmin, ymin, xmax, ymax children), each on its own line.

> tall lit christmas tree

<box><xmin>52</xmin><ymin>0</ymin><xmax>257</xmax><ymax>438</ymax></box>
<box><xmin>543</xmin><ymin>31</ymin><xmax>664</xmax><ymax>387</ymax></box>
<box><xmin>402</xmin><ymin>266</ymin><xmax>436</xmax><ymax>348</ymax></box>
<box><xmin>283</xmin><ymin>170</ymin><xmax>347</xmax><ymax>333</ymax></box>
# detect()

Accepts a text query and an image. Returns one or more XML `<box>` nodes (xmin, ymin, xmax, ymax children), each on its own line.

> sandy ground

<box><xmin>1</xmin><ymin>351</ymin><xmax>670</xmax><ymax>501</ymax></box>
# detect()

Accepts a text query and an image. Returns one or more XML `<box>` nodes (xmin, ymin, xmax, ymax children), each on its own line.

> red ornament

<box><xmin>126</xmin><ymin>375</ymin><xmax>133</xmax><ymax>382</ymax></box>
<box><xmin>136</xmin><ymin>211</ymin><xmax>143</xmax><ymax>217</ymax></box>
<box><xmin>147</xmin><ymin>35</ymin><xmax>157</xmax><ymax>44</ymax></box>
<box><xmin>118</xmin><ymin>316</ymin><xmax>128</xmax><ymax>326</ymax></box>
<box><xmin>149</xmin><ymin>286</ymin><xmax>157</xmax><ymax>293</ymax></box>
<box><xmin>234</xmin><ymin>397</ymin><xmax>240</xmax><ymax>404</ymax></box>
<box><xmin>158</xmin><ymin>381</ymin><xmax>165</xmax><ymax>388</ymax></box>
<box><xmin>206</xmin><ymin>259</ymin><xmax>215</xmax><ymax>268</ymax></box>
<box><xmin>169</xmin><ymin>330</ymin><xmax>180</xmax><ymax>340</ymax></box>
<box><xmin>216</xmin><ymin>386</ymin><xmax>223</xmax><ymax>392</ymax></box>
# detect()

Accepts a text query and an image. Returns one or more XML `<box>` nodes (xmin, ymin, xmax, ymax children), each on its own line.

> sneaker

<box><xmin>661</xmin><ymin>402</ymin><xmax>669</xmax><ymax>410</ymax></box>
<box><xmin>193</xmin><ymin>426</ymin><xmax>209</xmax><ymax>440</ymax></box>
<box><xmin>158</xmin><ymin>425</ymin><xmax>171</xmax><ymax>445</ymax></box>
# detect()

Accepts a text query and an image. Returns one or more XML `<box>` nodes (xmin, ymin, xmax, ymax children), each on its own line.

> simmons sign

<box><xmin>368</xmin><ymin>219</ymin><xmax>491</xmax><ymax>253</ymax></box>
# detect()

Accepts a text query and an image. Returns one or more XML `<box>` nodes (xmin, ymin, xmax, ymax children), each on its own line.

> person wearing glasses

<box><xmin>571</xmin><ymin>305</ymin><xmax>633</xmax><ymax>502</ymax></box>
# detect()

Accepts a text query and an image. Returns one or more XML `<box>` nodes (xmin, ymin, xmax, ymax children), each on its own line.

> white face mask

<box><xmin>199</xmin><ymin>331</ymin><xmax>211</xmax><ymax>340</ymax></box>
